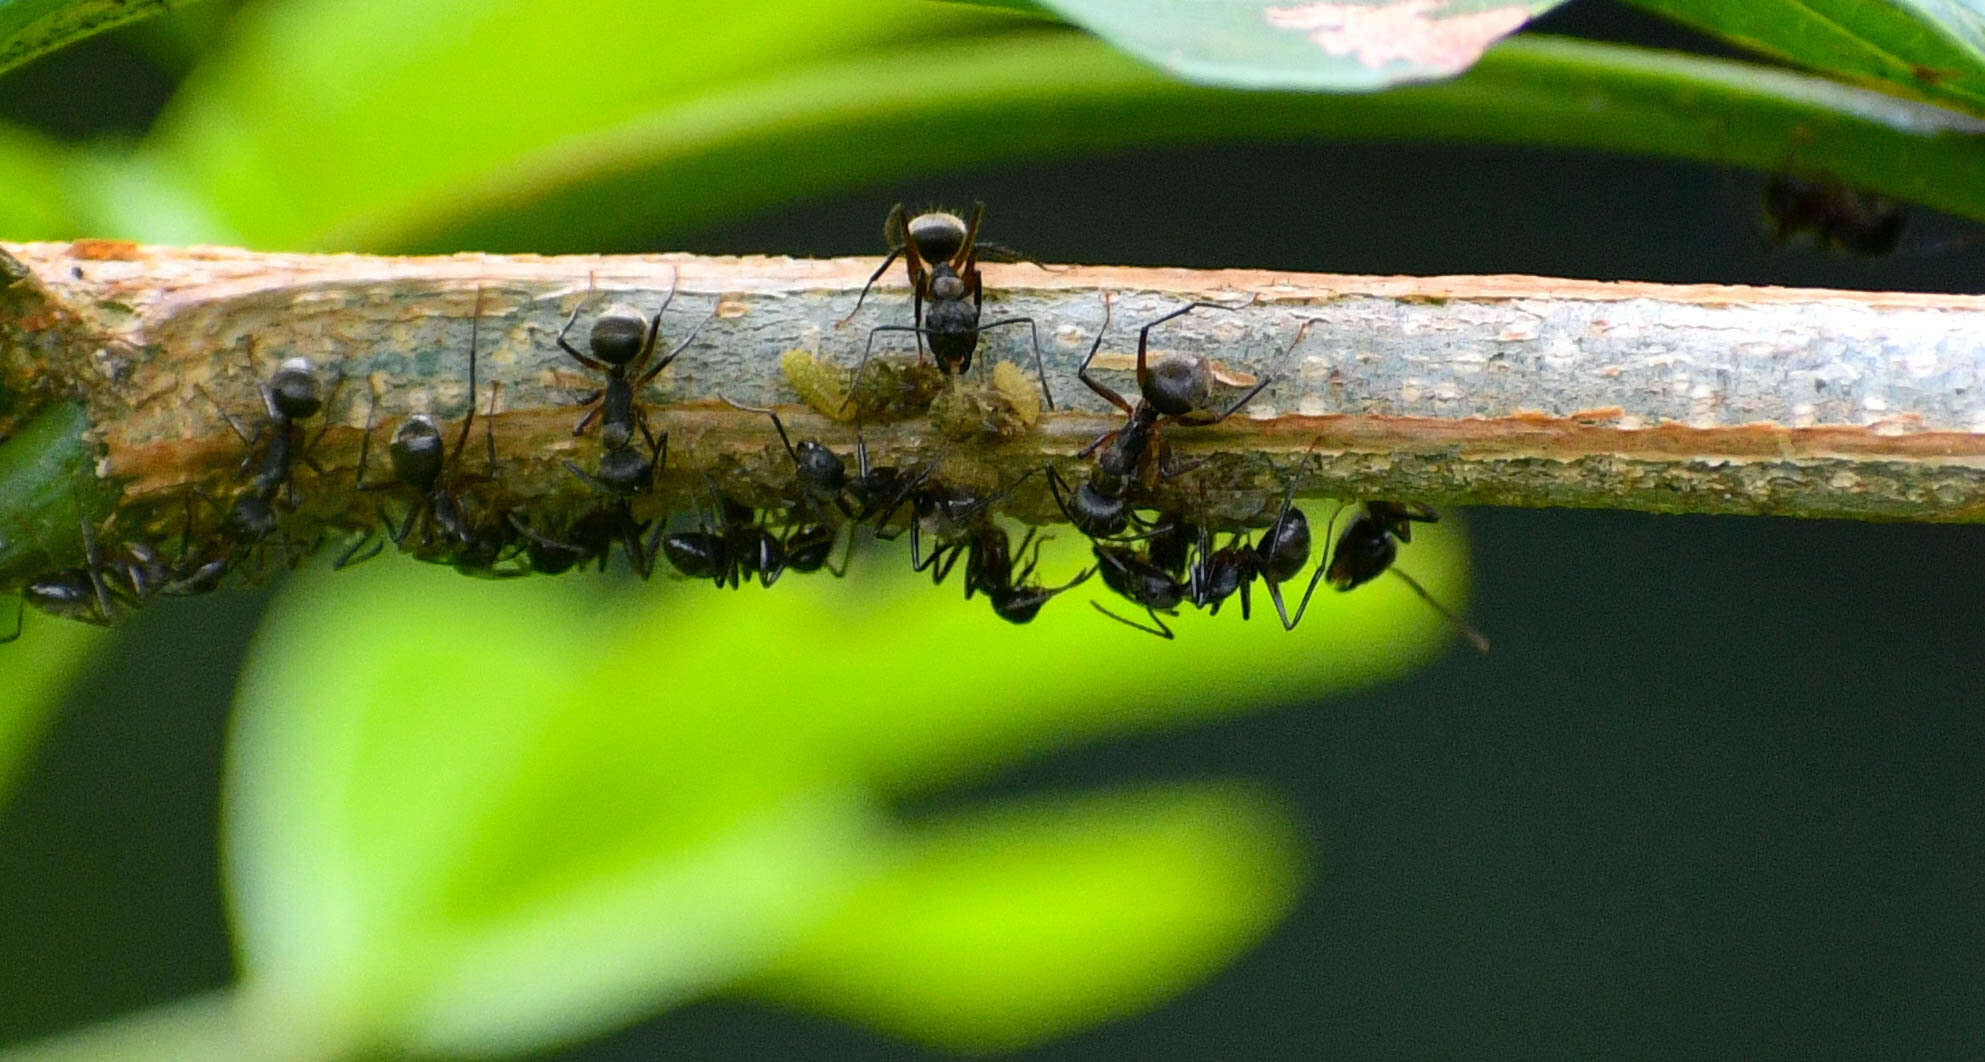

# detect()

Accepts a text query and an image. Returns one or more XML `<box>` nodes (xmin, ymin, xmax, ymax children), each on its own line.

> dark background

<box><xmin>1</xmin><ymin>2</ymin><xmax>1981</xmax><ymax>1057</ymax></box>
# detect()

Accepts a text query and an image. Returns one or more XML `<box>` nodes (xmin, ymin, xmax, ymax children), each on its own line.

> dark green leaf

<box><xmin>1626</xmin><ymin>0</ymin><xmax>1985</xmax><ymax>118</ymax></box>
<box><xmin>0</xmin><ymin>0</ymin><xmax>202</xmax><ymax>77</ymax></box>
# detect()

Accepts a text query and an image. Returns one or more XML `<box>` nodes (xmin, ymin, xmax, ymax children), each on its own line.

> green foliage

<box><xmin>1623</xmin><ymin>0</ymin><xmax>1985</xmax><ymax>116</ymax></box>
<box><xmin>216</xmin><ymin>535</ymin><xmax>1458</xmax><ymax>1056</ymax></box>
<box><xmin>0</xmin><ymin>0</ymin><xmax>195</xmax><ymax>77</ymax></box>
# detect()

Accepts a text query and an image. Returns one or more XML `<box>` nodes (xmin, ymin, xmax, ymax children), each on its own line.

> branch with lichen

<box><xmin>2</xmin><ymin>239</ymin><xmax>1982</xmax><ymax>588</ymax></box>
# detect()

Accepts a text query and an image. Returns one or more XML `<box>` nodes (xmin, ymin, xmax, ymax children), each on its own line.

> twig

<box><xmin>1</xmin><ymin>240</ymin><xmax>1982</xmax><ymax>583</ymax></box>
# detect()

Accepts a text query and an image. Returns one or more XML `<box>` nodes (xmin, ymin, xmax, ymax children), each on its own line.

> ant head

<box><xmin>1141</xmin><ymin>355</ymin><xmax>1211</xmax><ymax>417</ymax></box>
<box><xmin>595</xmin><ymin>447</ymin><xmax>655</xmax><ymax>496</ymax></box>
<box><xmin>792</xmin><ymin>440</ymin><xmax>847</xmax><ymax>497</ymax></box>
<box><xmin>906</xmin><ymin>211</ymin><xmax>968</xmax><ymax>265</ymax></box>
<box><xmin>590</xmin><ymin>305</ymin><xmax>649</xmax><ymax>366</ymax></box>
<box><xmin>389</xmin><ymin>414</ymin><xmax>445</xmax><ymax>492</ymax></box>
<box><xmin>268</xmin><ymin>357</ymin><xmax>324</xmax><ymax>421</ymax></box>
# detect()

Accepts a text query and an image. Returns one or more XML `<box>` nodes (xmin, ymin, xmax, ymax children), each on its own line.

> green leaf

<box><xmin>0</xmin><ymin>0</ymin><xmax>204</xmax><ymax>78</ymax></box>
<box><xmin>1023</xmin><ymin>0</ymin><xmax>1567</xmax><ymax>90</ymax></box>
<box><xmin>0</xmin><ymin>121</ymin><xmax>78</xmax><ymax>239</ymax></box>
<box><xmin>0</xmin><ymin>601</ymin><xmax>103</xmax><ymax>804</ymax></box>
<box><xmin>223</xmin><ymin>515</ymin><xmax>1464</xmax><ymax>1055</ymax></box>
<box><xmin>1626</xmin><ymin>0</ymin><xmax>1985</xmax><ymax>119</ymax></box>
<box><xmin>750</xmin><ymin>784</ymin><xmax>1304</xmax><ymax>1053</ymax></box>
<box><xmin>103</xmin><ymin>0</ymin><xmax>1985</xmax><ymax>254</ymax></box>
<box><xmin>0</xmin><ymin>403</ymin><xmax>115</xmax><ymax>587</ymax></box>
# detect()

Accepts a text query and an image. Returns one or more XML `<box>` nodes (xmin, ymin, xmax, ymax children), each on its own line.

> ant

<box><xmin>933</xmin><ymin>522</ymin><xmax>1093</xmax><ymax>624</ymax></box>
<box><xmin>1089</xmin><ymin>539</ymin><xmax>1190</xmax><ymax>639</ymax></box>
<box><xmin>1284</xmin><ymin>500</ymin><xmax>1490</xmax><ymax>652</ymax></box>
<box><xmin>203</xmin><ymin>354</ymin><xmax>336</xmax><ymax>504</ymax></box>
<box><xmin>199</xmin><ymin>353</ymin><xmax>339</xmax><ymax>570</ymax></box>
<box><xmin>658</xmin><ymin>491</ymin><xmax>788</xmax><ymax>589</ymax></box>
<box><xmin>1046</xmin><ymin>296</ymin><xmax>1276</xmax><ymax>539</ymax></box>
<box><xmin>555</xmin><ymin>271</ymin><xmax>712</xmax><ymax>458</ymax></box>
<box><xmin>343</xmin><ymin>291</ymin><xmax>503</xmax><ymax>567</ymax></box>
<box><xmin>1762</xmin><ymin>175</ymin><xmax>1905</xmax><ymax>257</ymax></box>
<box><xmin>839</xmin><ymin>202</ymin><xmax>1055</xmax><ymax>411</ymax></box>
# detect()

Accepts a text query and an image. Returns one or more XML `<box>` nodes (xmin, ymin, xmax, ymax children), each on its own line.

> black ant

<box><xmin>1046</xmin><ymin>297</ymin><xmax>1275</xmax><ymax>539</ymax></box>
<box><xmin>840</xmin><ymin>202</ymin><xmax>1054</xmax><ymax>410</ymax></box>
<box><xmin>1089</xmin><ymin>539</ymin><xmax>1190</xmax><ymax>639</ymax></box>
<box><xmin>933</xmin><ymin>522</ymin><xmax>1092</xmax><ymax>624</ymax></box>
<box><xmin>658</xmin><ymin>491</ymin><xmax>788</xmax><ymax>589</ymax></box>
<box><xmin>1284</xmin><ymin>501</ymin><xmax>1489</xmax><ymax>652</ymax></box>
<box><xmin>555</xmin><ymin>272</ymin><xmax>712</xmax><ymax>458</ymax></box>
<box><xmin>1762</xmin><ymin>175</ymin><xmax>1905</xmax><ymax>257</ymax></box>
<box><xmin>342</xmin><ymin>292</ymin><xmax>502</xmax><ymax>567</ymax></box>
<box><xmin>199</xmin><ymin>353</ymin><xmax>339</xmax><ymax>570</ymax></box>
<box><xmin>204</xmin><ymin>354</ymin><xmax>335</xmax><ymax>504</ymax></box>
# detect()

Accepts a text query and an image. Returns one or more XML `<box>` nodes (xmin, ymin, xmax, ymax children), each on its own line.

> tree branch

<box><xmin>2</xmin><ymin>240</ymin><xmax>1982</xmax><ymax>585</ymax></box>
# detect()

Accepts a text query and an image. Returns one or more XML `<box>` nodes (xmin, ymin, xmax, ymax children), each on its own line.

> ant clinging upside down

<box><xmin>1279</xmin><ymin>500</ymin><xmax>1490</xmax><ymax>653</ymax></box>
<box><xmin>839</xmin><ymin>202</ymin><xmax>1055</xmax><ymax>410</ymax></box>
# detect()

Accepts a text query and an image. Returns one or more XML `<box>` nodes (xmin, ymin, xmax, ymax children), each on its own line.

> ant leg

<box><xmin>838</xmin><ymin>246</ymin><xmax>904</xmax><ymax>327</ymax></box>
<box><xmin>718</xmin><ymin>395</ymin><xmax>802</xmax><ymax>466</ymax></box>
<box><xmin>1136</xmin><ymin>299</ymin><xmax>1251</xmax><ymax>392</ymax></box>
<box><xmin>555</xmin><ymin>299</ymin><xmax>610</xmax><ymax>372</ymax></box>
<box><xmin>482</xmin><ymin>381</ymin><xmax>502</xmax><ymax>472</ymax></box>
<box><xmin>972</xmin><ymin>317</ymin><xmax>1054</xmax><ymax>410</ymax></box>
<box><xmin>1090</xmin><ymin>600</ymin><xmax>1175</xmax><ymax>640</ymax></box>
<box><xmin>571</xmin><ymin>402</ymin><xmax>604</xmax><ymax>438</ymax></box>
<box><xmin>640</xmin><ymin>267</ymin><xmax>682</xmax><ymax>368</ymax></box>
<box><xmin>451</xmin><ymin>289</ymin><xmax>485</xmax><ymax>458</ymax></box>
<box><xmin>1390</xmin><ymin>568</ymin><xmax>1491</xmax><ymax>653</ymax></box>
<box><xmin>195</xmin><ymin>384</ymin><xmax>257</xmax><ymax>449</ymax></box>
<box><xmin>635</xmin><ymin>301</ymin><xmax>715</xmax><ymax>387</ymax></box>
<box><xmin>334</xmin><ymin>530</ymin><xmax>385</xmax><ymax>570</ymax></box>
<box><xmin>839</xmin><ymin>324</ymin><xmax>925</xmax><ymax>413</ymax></box>
<box><xmin>1075</xmin><ymin>295</ymin><xmax>1133</xmax><ymax>414</ymax></box>
<box><xmin>353</xmin><ymin>389</ymin><xmax>379</xmax><ymax>490</ymax></box>
<box><xmin>1277</xmin><ymin>502</ymin><xmax>1348</xmax><ymax>631</ymax></box>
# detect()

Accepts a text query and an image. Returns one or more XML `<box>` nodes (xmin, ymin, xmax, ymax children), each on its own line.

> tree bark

<box><xmin>3</xmin><ymin>240</ymin><xmax>1983</xmax><ymax>583</ymax></box>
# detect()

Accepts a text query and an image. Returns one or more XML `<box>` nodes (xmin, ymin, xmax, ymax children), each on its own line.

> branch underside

<box><xmin>2</xmin><ymin>240</ymin><xmax>1983</xmax><ymax>588</ymax></box>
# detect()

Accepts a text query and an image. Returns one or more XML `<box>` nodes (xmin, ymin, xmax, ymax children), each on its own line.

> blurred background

<box><xmin>1</xmin><ymin>0</ymin><xmax>1982</xmax><ymax>1058</ymax></box>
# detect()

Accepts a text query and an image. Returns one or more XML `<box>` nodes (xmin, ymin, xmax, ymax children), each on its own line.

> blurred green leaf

<box><xmin>222</xmin><ymin>511</ymin><xmax>1467</xmax><ymax>1055</ymax></box>
<box><xmin>752</xmin><ymin>784</ymin><xmax>1304</xmax><ymax>1053</ymax></box>
<box><xmin>0</xmin><ymin>602</ymin><xmax>103</xmax><ymax>803</ymax></box>
<box><xmin>1015</xmin><ymin>0</ymin><xmax>1567</xmax><ymax>90</ymax></box>
<box><xmin>1626</xmin><ymin>0</ymin><xmax>1985</xmax><ymax>118</ymax></box>
<box><xmin>0</xmin><ymin>121</ymin><xmax>77</xmax><ymax>239</ymax></box>
<box><xmin>0</xmin><ymin>0</ymin><xmax>203</xmax><ymax>77</ymax></box>
<box><xmin>92</xmin><ymin>5</ymin><xmax>1985</xmax><ymax>253</ymax></box>
<box><xmin>0</xmin><ymin>991</ymin><xmax>245</xmax><ymax>1062</ymax></box>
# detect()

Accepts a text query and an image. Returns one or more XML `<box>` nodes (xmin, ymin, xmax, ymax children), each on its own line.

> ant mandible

<box><xmin>840</xmin><ymin>202</ymin><xmax>1055</xmax><ymax>410</ymax></box>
